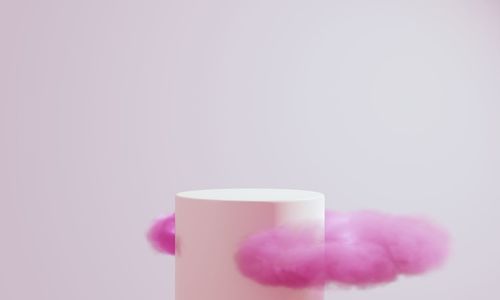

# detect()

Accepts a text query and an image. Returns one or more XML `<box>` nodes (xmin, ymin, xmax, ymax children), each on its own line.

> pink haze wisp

<box><xmin>147</xmin><ymin>213</ymin><xmax>175</xmax><ymax>255</ymax></box>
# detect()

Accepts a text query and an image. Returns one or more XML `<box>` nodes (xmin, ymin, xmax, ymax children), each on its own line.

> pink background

<box><xmin>1</xmin><ymin>0</ymin><xmax>499</xmax><ymax>299</ymax></box>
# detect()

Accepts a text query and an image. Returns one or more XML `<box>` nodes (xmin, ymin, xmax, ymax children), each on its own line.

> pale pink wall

<box><xmin>1</xmin><ymin>0</ymin><xmax>499</xmax><ymax>299</ymax></box>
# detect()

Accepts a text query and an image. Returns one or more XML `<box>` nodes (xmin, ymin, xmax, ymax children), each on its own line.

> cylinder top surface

<box><xmin>176</xmin><ymin>188</ymin><xmax>324</xmax><ymax>202</ymax></box>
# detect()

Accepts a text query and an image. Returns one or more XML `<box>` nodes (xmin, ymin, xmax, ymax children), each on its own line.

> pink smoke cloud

<box><xmin>147</xmin><ymin>210</ymin><xmax>449</xmax><ymax>288</ymax></box>
<box><xmin>235</xmin><ymin>210</ymin><xmax>449</xmax><ymax>288</ymax></box>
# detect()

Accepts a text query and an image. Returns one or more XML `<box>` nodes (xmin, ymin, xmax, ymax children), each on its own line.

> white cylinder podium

<box><xmin>175</xmin><ymin>188</ymin><xmax>325</xmax><ymax>300</ymax></box>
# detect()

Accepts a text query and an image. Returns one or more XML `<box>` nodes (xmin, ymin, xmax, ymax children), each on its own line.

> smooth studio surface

<box><xmin>176</xmin><ymin>188</ymin><xmax>325</xmax><ymax>202</ymax></box>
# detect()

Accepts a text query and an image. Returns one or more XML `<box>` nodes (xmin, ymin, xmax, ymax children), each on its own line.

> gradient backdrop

<box><xmin>1</xmin><ymin>0</ymin><xmax>499</xmax><ymax>299</ymax></box>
